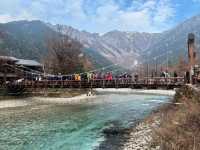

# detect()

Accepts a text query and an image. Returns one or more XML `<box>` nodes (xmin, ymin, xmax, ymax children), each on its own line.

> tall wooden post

<box><xmin>188</xmin><ymin>33</ymin><xmax>197</xmax><ymax>84</ymax></box>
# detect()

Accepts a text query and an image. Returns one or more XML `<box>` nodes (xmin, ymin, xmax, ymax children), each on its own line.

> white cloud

<box><xmin>119</xmin><ymin>9</ymin><xmax>151</xmax><ymax>31</ymax></box>
<box><xmin>87</xmin><ymin>0</ymin><xmax>175</xmax><ymax>33</ymax></box>
<box><xmin>0</xmin><ymin>14</ymin><xmax>16</xmax><ymax>23</ymax></box>
<box><xmin>65</xmin><ymin>0</ymin><xmax>86</xmax><ymax>19</ymax></box>
<box><xmin>0</xmin><ymin>0</ymin><xmax>175</xmax><ymax>33</ymax></box>
<box><xmin>0</xmin><ymin>12</ymin><xmax>37</xmax><ymax>23</ymax></box>
<box><xmin>153</xmin><ymin>0</ymin><xmax>175</xmax><ymax>23</ymax></box>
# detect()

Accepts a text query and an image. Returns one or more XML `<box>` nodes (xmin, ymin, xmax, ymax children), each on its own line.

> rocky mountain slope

<box><xmin>0</xmin><ymin>20</ymin><xmax>113</xmax><ymax>69</ymax></box>
<box><xmin>147</xmin><ymin>15</ymin><xmax>200</xmax><ymax>63</ymax></box>
<box><xmin>1</xmin><ymin>15</ymin><xmax>200</xmax><ymax>69</ymax></box>
<box><xmin>50</xmin><ymin>24</ymin><xmax>160</xmax><ymax>68</ymax></box>
<box><xmin>0</xmin><ymin>20</ymin><xmax>52</xmax><ymax>60</ymax></box>
<box><xmin>50</xmin><ymin>15</ymin><xmax>200</xmax><ymax>67</ymax></box>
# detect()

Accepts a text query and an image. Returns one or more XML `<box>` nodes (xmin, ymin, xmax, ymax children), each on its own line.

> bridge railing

<box><xmin>142</xmin><ymin>77</ymin><xmax>185</xmax><ymax>85</ymax></box>
<box><xmin>8</xmin><ymin>77</ymin><xmax>185</xmax><ymax>89</ymax></box>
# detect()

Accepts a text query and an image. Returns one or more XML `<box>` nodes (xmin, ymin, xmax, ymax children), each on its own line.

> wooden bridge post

<box><xmin>44</xmin><ymin>80</ymin><xmax>48</xmax><ymax>96</ymax></box>
<box><xmin>103</xmin><ymin>79</ymin><xmax>105</xmax><ymax>89</ymax></box>
<box><xmin>79</xmin><ymin>80</ymin><xmax>81</xmax><ymax>88</ymax></box>
<box><xmin>3</xmin><ymin>64</ymin><xmax>7</xmax><ymax>86</ymax></box>
<box><xmin>115</xmin><ymin>79</ymin><xmax>118</xmax><ymax>89</ymax></box>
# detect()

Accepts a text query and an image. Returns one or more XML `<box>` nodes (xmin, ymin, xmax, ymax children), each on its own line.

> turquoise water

<box><xmin>0</xmin><ymin>93</ymin><xmax>171</xmax><ymax>150</ymax></box>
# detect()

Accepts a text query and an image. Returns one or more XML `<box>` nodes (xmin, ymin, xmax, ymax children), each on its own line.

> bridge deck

<box><xmin>7</xmin><ymin>77</ymin><xmax>185</xmax><ymax>90</ymax></box>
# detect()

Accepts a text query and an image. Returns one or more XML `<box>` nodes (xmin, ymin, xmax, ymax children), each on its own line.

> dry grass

<box><xmin>151</xmin><ymin>86</ymin><xmax>200</xmax><ymax>150</ymax></box>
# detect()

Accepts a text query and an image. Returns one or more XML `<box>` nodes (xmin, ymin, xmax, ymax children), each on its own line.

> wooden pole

<box><xmin>3</xmin><ymin>64</ymin><xmax>7</xmax><ymax>86</ymax></box>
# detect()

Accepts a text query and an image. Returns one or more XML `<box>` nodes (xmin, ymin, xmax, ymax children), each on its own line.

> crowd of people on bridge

<box><xmin>18</xmin><ymin>67</ymin><xmax>186</xmax><ymax>86</ymax></box>
<box><xmin>27</xmin><ymin>70</ymin><xmax>182</xmax><ymax>82</ymax></box>
<box><xmin>42</xmin><ymin>72</ymin><xmax>132</xmax><ymax>82</ymax></box>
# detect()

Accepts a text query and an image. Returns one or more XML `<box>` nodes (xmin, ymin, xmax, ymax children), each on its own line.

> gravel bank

<box><xmin>0</xmin><ymin>94</ymin><xmax>96</xmax><ymax>109</ymax></box>
<box><xmin>122</xmin><ymin>116</ymin><xmax>160</xmax><ymax>150</ymax></box>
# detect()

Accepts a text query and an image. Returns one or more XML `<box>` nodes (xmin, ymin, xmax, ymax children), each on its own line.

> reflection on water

<box><xmin>0</xmin><ymin>93</ymin><xmax>171</xmax><ymax>150</ymax></box>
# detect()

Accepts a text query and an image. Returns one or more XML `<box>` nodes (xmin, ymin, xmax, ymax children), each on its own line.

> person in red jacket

<box><xmin>108</xmin><ymin>72</ymin><xmax>113</xmax><ymax>80</ymax></box>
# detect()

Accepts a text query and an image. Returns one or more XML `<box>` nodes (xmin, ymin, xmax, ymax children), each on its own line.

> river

<box><xmin>0</xmin><ymin>91</ymin><xmax>172</xmax><ymax>150</ymax></box>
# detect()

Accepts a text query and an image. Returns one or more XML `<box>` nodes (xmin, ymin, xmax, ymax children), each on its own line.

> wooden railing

<box><xmin>6</xmin><ymin>77</ymin><xmax>185</xmax><ymax>89</ymax></box>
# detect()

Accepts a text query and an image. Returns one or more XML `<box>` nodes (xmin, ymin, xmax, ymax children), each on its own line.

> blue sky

<box><xmin>0</xmin><ymin>0</ymin><xmax>200</xmax><ymax>33</ymax></box>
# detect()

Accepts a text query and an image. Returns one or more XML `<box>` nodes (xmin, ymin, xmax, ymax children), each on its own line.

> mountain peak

<box><xmin>1</xmin><ymin>14</ymin><xmax>200</xmax><ymax>69</ymax></box>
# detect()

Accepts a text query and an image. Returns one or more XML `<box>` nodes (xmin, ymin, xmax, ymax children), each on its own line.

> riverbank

<box><xmin>0</xmin><ymin>87</ymin><xmax>175</xmax><ymax>99</ymax></box>
<box><xmin>122</xmin><ymin>85</ymin><xmax>200</xmax><ymax>150</ymax></box>
<box><xmin>0</xmin><ymin>94</ymin><xmax>97</xmax><ymax>109</ymax></box>
<box><xmin>0</xmin><ymin>88</ymin><xmax>89</xmax><ymax>101</ymax></box>
<box><xmin>0</xmin><ymin>88</ymin><xmax>93</xmax><ymax>109</ymax></box>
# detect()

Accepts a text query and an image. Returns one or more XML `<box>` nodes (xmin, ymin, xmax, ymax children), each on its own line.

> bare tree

<box><xmin>44</xmin><ymin>34</ymin><xmax>92</xmax><ymax>75</ymax></box>
<box><xmin>177</xmin><ymin>54</ymin><xmax>188</xmax><ymax>76</ymax></box>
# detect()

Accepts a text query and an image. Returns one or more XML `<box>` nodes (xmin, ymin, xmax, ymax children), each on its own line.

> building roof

<box><xmin>16</xmin><ymin>59</ymin><xmax>43</xmax><ymax>67</ymax></box>
<box><xmin>0</xmin><ymin>56</ymin><xmax>18</xmax><ymax>61</ymax></box>
<box><xmin>0</xmin><ymin>55</ymin><xmax>43</xmax><ymax>67</ymax></box>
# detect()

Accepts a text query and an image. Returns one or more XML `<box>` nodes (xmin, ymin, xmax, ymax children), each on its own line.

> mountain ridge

<box><xmin>1</xmin><ymin>15</ymin><xmax>200</xmax><ymax>69</ymax></box>
<box><xmin>50</xmin><ymin>15</ymin><xmax>200</xmax><ymax>63</ymax></box>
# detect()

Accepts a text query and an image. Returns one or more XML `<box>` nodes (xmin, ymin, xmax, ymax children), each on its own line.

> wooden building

<box><xmin>0</xmin><ymin>56</ymin><xmax>18</xmax><ymax>84</ymax></box>
<box><xmin>0</xmin><ymin>56</ymin><xmax>43</xmax><ymax>84</ymax></box>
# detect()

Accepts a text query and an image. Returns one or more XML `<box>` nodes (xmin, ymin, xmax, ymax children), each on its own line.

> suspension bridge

<box><xmin>7</xmin><ymin>77</ymin><xmax>184</xmax><ymax>89</ymax></box>
<box><xmin>2</xmin><ymin>61</ymin><xmax>185</xmax><ymax>94</ymax></box>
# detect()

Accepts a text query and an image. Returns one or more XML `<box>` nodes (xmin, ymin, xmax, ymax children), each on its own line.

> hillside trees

<box><xmin>43</xmin><ymin>33</ymin><xmax>92</xmax><ymax>75</ymax></box>
<box><xmin>0</xmin><ymin>31</ymin><xmax>7</xmax><ymax>56</ymax></box>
